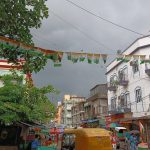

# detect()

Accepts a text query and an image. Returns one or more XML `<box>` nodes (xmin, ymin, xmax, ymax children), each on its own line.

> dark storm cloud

<box><xmin>32</xmin><ymin>0</ymin><xmax>150</xmax><ymax>104</ymax></box>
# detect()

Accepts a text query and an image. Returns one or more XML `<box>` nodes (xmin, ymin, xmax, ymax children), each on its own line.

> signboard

<box><xmin>105</xmin><ymin>116</ymin><xmax>111</xmax><ymax>125</ymax></box>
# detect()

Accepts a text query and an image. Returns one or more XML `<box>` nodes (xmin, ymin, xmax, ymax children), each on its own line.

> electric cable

<box><xmin>64</xmin><ymin>0</ymin><xmax>144</xmax><ymax>36</ymax></box>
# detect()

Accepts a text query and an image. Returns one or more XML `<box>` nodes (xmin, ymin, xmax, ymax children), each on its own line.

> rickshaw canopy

<box><xmin>62</xmin><ymin>128</ymin><xmax>112</xmax><ymax>150</ymax></box>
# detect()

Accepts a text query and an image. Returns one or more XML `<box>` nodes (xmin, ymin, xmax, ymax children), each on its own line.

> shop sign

<box><xmin>111</xmin><ymin>114</ymin><xmax>124</xmax><ymax>122</ymax></box>
<box><xmin>105</xmin><ymin>116</ymin><xmax>111</xmax><ymax>124</ymax></box>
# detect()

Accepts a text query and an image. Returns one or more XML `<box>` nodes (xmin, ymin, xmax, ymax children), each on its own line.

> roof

<box><xmin>106</xmin><ymin>35</ymin><xmax>150</xmax><ymax>74</ymax></box>
<box><xmin>64</xmin><ymin>128</ymin><xmax>110</xmax><ymax>137</ymax></box>
<box><xmin>90</xmin><ymin>84</ymin><xmax>107</xmax><ymax>91</ymax></box>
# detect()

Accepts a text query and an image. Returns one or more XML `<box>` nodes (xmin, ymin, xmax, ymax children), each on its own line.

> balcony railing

<box><xmin>118</xmin><ymin>73</ymin><xmax>128</xmax><ymax>86</ymax></box>
<box><xmin>108</xmin><ymin>105</ymin><xmax>131</xmax><ymax>115</ymax></box>
<box><xmin>107</xmin><ymin>82</ymin><xmax>117</xmax><ymax>91</ymax></box>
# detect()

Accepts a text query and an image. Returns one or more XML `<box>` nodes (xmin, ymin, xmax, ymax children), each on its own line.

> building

<box><xmin>72</xmin><ymin>101</ymin><xmax>85</xmax><ymax>127</ymax></box>
<box><xmin>54</xmin><ymin>102</ymin><xmax>63</xmax><ymax>125</ymax></box>
<box><xmin>83</xmin><ymin>84</ymin><xmax>108</xmax><ymax>128</ymax></box>
<box><xmin>61</xmin><ymin>95</ymin><xmax>85</xmax><ymax>128</ymax></box>
<box><xmin>106</xmin><ymin>35</ymin><xmax>150</xmax><ymax>144</ymax></box>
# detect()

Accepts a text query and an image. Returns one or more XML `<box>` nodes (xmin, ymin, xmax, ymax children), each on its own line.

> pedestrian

<box><xmin>129</xmin><ymin>133</ymin><xmax>138</xmax><ymax>150</ymax></box>
<box><xmin>111</xmin><ymin>132</ymin><xmax>117</xmax><ymax>150</ymax></box>
<box><xmin>31</xmin><ymin>134</ymin><xmax>40</xmax><ymax>150</ymax></box>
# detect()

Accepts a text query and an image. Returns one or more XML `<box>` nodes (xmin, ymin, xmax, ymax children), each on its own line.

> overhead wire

<box><xmin>49</xmin><ymin>9</ymin><xmax>111</xmax><ymax>50</ymax></box>
<box><xmin>32</xmin><ymin>32</ymin><xmax>58</xmax><ymax>48</ymax></box>
<box><xmin>64</xmin><ymin>0</ymin><xmax>145</xmax><ymax>37</ymax></box>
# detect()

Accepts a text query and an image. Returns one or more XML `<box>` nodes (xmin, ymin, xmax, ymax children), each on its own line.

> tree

<box><xmin>0</xmin><ymin>0</ymin><xmax>49</xmax><ymax>45</ymax></box>
<box><xmin>0</xmin><ymin>72</ymin><xmax>56</xmax><ymax>124</ymax></box>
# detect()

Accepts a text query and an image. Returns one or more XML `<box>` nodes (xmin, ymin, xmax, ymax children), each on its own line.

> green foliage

<box><xmin>0</xmin><ymin>43</ymin><xmax>60</xmax><ymax>73</ymax></box>
<box><xmin>0</xmin><ymin>0</ymin><xmax>48</xmax><ymax>45</ymax></box>
<box><xmin>0</xmin><ymin>72</ymin><xmax>56</xmax><ymax>124</ymax></box>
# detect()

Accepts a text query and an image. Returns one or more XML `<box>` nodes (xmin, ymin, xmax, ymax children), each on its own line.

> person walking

<box><xmin>111</xmin><ymin>132</ymin><xmax>117</xmax><ymax>150</ymax></box>
<box><xmin>129</xmin><ymin>133</ymin><xmax>138</xmax><ymax>150</ymax></box>
<box><xmin>31</xmin><ymin>134</ymin><xmax>40</xmax><ymax>150</ymax></box>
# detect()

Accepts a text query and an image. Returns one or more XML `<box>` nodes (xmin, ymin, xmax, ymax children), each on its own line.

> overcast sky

<box><xmin>31</xmin><ymin>0</ymin><xmax>150</xmax><ymax>105</ymax></box>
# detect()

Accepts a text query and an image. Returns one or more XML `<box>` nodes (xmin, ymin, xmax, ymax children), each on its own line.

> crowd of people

<box><xmin>110</xmin><ymin>129</ymin><xmax>140</xmax><ymax>150</ymax></box>
<box><xmin>31</xmin><ymin>134</ymin><xmax>53</xmax><ymax>150</ymax></box>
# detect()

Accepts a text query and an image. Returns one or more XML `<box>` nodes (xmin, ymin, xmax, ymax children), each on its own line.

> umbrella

<box><xmin>110</xmin><ymin>123</ymin><xmax>120</xmax><ymax>128</ymax></box>
<box><xmin>130</xmin><ymin>130</ymin><xmax>140</xmax><ymax>134</ymax></box>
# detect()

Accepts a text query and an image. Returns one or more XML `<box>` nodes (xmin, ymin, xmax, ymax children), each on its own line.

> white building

<box><xmin>61</xmin><ymin>95</ymin><xmax>85</xmax><ymax>128</ymax></box>
<box><xmin>107</xmin><ymin>35</ymin><xmax>150</xmax><ymax>119</ymax></box>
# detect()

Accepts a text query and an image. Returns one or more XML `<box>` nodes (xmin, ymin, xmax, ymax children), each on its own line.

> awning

<box><xmin>81</xmin><ymin>119</ymin><xmax>99</xmax><ymax>123</ymax></box>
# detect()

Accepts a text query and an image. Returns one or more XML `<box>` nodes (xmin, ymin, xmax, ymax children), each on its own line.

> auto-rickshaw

<box><xmin>59</xmin><ymin>128</ymin><xmax>112</xmax><ymax>150</ymax></box>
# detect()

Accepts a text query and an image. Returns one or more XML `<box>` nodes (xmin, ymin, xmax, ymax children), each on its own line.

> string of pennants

<box><xmin>0</xmin><ymin>36</ymin><xmax>149</xmax><ymax>67</ymax></box>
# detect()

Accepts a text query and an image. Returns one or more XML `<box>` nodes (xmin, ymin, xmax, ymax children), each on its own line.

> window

<box><xmin>111</xmin><ymin>97</ymin><xmax>116</xmax><ymax>110</ymax></box>
<box><xmin>102</xmin><ymin>106</ymin><xmax>107</xmax><ymax>114</ymax></box>
<box><xmin>62</xmin><ymin>134</ymin><xmax>76</xmax><ymax>149</ymax></box>
<box><xmin>135</xmin><ymin>87</ymin><xmax>142</xmax><ymax>103</ymax></box>
<box><xmin>119</xmin><ymin>67</ymin><xmax>128</xmax><ymax>81</ymax></box>
<box><xmin>132</xmin><ymin>61</ymin><xmax>139</xmax><ymax>73</ymax></box>
<box><xmin>125</xmin><ymin>92</ymin><xmax>130</xmax><ymax>106</ymax></box>
<box><xmin>120</xmin><ymin>94</ymin><xmax>126</xmax><ymax>107</ymax></box>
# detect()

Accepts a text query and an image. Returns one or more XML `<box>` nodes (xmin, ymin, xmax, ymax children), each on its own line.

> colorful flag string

<box><xmin>0</xmin><ymin>36</ymin><xmax>150</xmax><ymax>67</ymax></box>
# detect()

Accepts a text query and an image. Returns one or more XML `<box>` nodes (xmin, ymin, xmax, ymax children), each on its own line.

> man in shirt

<box><xmin>31</xmin><ymin>134</ymin><xmax>40</xmax><ymax>150</ymax></box>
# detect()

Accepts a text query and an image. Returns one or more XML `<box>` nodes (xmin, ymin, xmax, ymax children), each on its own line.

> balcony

<box><xmin>145</xmin><ymin>69</ymin><xmax>150</xmax><ymax>76</ymax></box>
<box><xmin>107</xmin><ymin>82</ymin><xmax>117</xmax><ymax>91</ymax></box>
<box><xmin>108</xmin><ymin>105</ymin><xmax>131</xmax><ymax>115</ymax></box>
<box><xmin>118</xmin><ymin>72</ymin><xmax>128</xmax><ymax>86</ymax></box>
<box><xmin>145</xmin><ymin>64</ymin><xmax>150</xmax><ymax>76</ymax></box>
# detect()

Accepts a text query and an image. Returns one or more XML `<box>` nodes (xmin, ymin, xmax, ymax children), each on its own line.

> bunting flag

<box><xmin>140</xmin><ymin>55</ymin><xmax>146</xmax><ymax>64</ymax></box>
<box><xmin>66</xmin><ymin>52</ymin><xmax>72</xmax><ymax>61</ymax></box>
<box><xmin>117</xmin><ymin>54</ymin><xmax>124</xmax><ymax>61</ymax></box>
<box><xmin>54</xmin><ymin>63</ymin><xmax>62</xmax><ymax>67</ymax></box>
<box><xmin>0</xmin><ymin>36</ymin><xmax>150</xmax><ymax>67</ymax></box>
<box><xmin>79</xmin><ymin>53</ymin><xmax>86</xmax><ymax>62</ymax></box>
<box><xmin>101</xmin><ymin>54</ymin><xmax>107</xmax><ymax>64</ymax></box>
<box><xmin>71</xmin><ymin>53</ymin><xmax>79</xmax><ymax>63</ymax></box>
<box><xmin>93</xmin><ymin>54</ymin><xmax>100</xmax><ymax>64</ymax></box>
<box><xmin>87</xmin><ymin>54</ymin><xmax>93</xmax><ymax>64</ymax></box>
<box><xmin>124</xmin><ymin>55</ymin><xmax>132</xmax><ymax>62</ymax></box>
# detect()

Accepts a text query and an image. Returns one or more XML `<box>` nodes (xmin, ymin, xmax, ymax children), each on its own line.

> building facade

<box><xmin>61</xmin><ymin>95</ymin><xmax>85</xmax><ymax>128</ymax></box>
<box><xmin>106</xmin><ymin>35</ymin><xmax>150</xmax><ymax>144</ymax></box>
<box><xmin>83</xmin><ymin>84</ymin><xmax>108</xmax><ymax>128</ymax></box>
<box><xmin>72</xmin><ymin>101</ymin><xmax>85</xmax><ymax>127</ymax></box>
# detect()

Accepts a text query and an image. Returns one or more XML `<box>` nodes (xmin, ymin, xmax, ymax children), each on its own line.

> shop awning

<box><xmin>81</xmin><ymin>119</ymin><xmax>99</xmax><ymax>123</ymax></box>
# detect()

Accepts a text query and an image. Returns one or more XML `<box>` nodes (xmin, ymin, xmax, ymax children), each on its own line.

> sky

<box><xmin>31</xmin><ymin>0</ymin><xmax>150</xmax><ymax>105</ymax></box>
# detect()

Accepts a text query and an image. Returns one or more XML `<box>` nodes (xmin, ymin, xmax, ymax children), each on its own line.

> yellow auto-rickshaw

<box><xmin>60</xmin><ymin>128</ymin><xmax>112</xmax><ymax>150</ymax></box>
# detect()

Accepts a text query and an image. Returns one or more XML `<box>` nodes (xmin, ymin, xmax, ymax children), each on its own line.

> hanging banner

<box><xmin>79</xmin><ymin>53</ymin><xmax>86</xmax><ymax>62</ymax></box>
<box><xmin>87</xmin><ymin>54</ymin><xmax>93</xmax><ymax>64</ymax></box>
<box><xmin>0</xmin><ymin>36</ymin><xmax>150</xmax><ymax>67</ymax></box>
<box><xmin>124</xmin><ymin>55</ymin><xmax>132</xmax><ymax>62</ymax></box>
<box><xmin>93</xmin><ymin>54</ymin><xmax>100</xmax><ymax>64</ymax></box>
<box><xmin>101</xmin><ymin>54</ymin><xmax>107</xmax><ymax>64</ymax></box>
